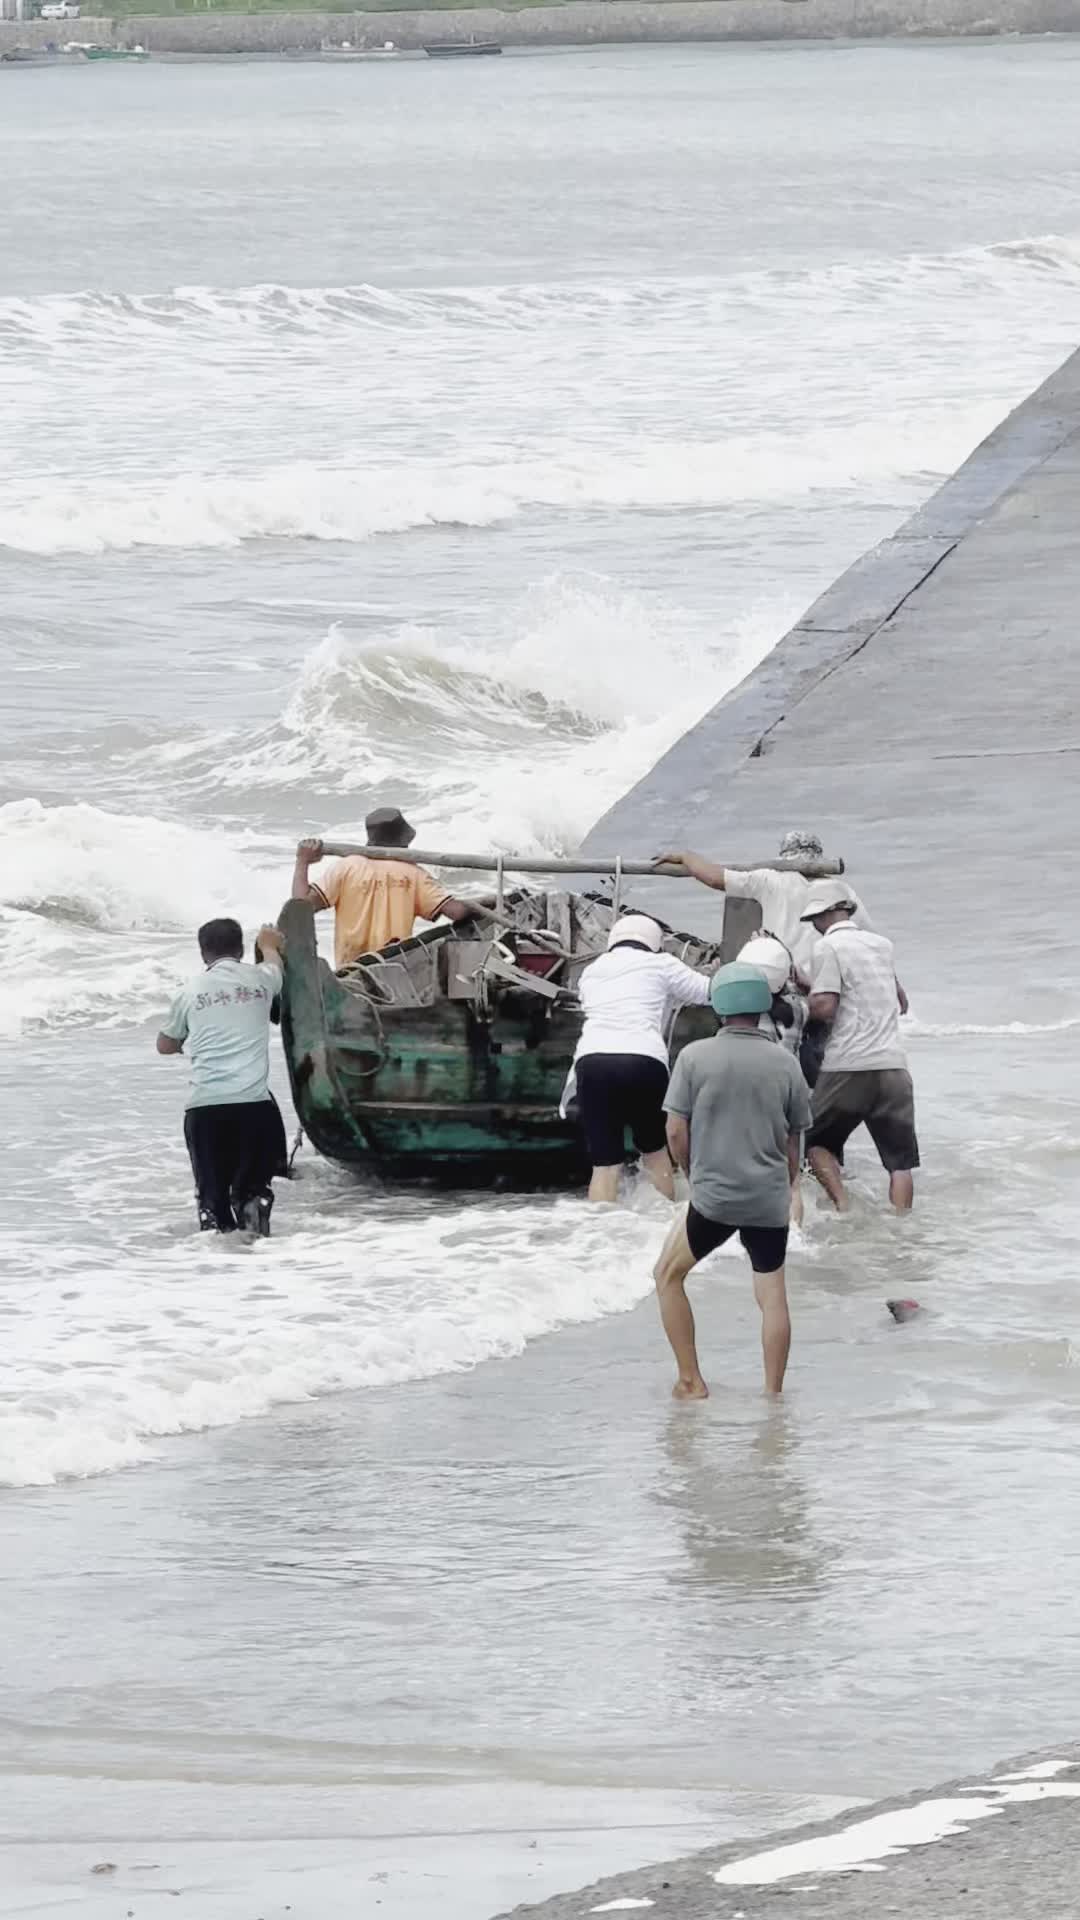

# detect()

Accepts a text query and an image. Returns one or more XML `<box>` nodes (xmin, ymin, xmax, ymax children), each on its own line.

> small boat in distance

<box><xmin>276</xmin><ymin>842</ymin><xmax>842</xmax><ymax>1185</ymax></box>
<box><xmin>424</xmin><ymin>40</ymin><xmax>503</xmax><ymax>57</ymax></box>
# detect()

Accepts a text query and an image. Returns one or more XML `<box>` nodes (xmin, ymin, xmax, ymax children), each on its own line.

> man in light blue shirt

<box><xmin>157</xmin><ymin>917</ymin><xmax>286</xmax><ymax>1235</ymax></box>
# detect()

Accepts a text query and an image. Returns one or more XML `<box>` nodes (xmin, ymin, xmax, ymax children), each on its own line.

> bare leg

<box><xmin>641</xmin><ymin>1147</ymin><xmax>675</xmax><ymax>1203</ymax></box>
<box><xmin>653</xmin><ymin>1218</ymin><xmax>707</xmax><ymax>1399</ymax></box>
<box><xmin>808</xmin><ymin>1145</ymin><xmax>850</xmax><ymax>1213</ymax></box>
<box><xmin>889</xmin><ymin>1169</ymin><xmax>914</xmax><ymax>1212</ymax></box>
<box><xmin>753</xmin><ymin>1266</ymin><xmax>791</xmax><ymax>1395</ymax></box>
<box><xmin>588</xmin><ymin>1164</ymin><xmax>621</xmax><ymax>1204</ymax></box>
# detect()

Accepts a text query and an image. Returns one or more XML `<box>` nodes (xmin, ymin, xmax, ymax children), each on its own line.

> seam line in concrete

<box><xmin>752</xmin><ymin>538</ymin><xmax>958</xmax><ymax>757</ymax></box>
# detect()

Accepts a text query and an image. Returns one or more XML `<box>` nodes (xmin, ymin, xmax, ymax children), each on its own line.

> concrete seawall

<box><xmin>4</xmin><ymin>0</ymin><xmax>1080</xmax><ymax>55</ymax></box>
<box><xmin>582</xmin><ymin>343</ymin><xmax>1080</xmax><ymax>1022</ymax></box>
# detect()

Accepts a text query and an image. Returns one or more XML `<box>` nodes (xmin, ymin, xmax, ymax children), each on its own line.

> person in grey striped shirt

<box><xmin>801</xmin><ymin>882</ymin><xmax>918</xmax><ymax>1213</ymax></box>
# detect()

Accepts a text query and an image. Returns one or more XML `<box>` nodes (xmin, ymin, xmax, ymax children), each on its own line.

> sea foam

<box><xmin>0</xmin><ymin>1198</ymin><xmax>662</xmax><ymax>1487</ymax></box>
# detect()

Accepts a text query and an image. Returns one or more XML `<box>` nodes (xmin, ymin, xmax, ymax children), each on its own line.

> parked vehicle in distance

<box><xmin>41</xmin><ymin>3</ymin><xmax>81</xmax><ymax>18</ymax></box>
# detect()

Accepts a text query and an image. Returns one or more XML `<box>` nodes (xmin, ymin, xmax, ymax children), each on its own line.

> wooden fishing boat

<box><xmin>277</xmin><ymin>844</ymin><xmax>840</xmax><ymax>1185</ymax></box>
<box><xmin>424</xmin><ymin>40</ymin><xmax>503</xmax><ymax>57</ymax></box>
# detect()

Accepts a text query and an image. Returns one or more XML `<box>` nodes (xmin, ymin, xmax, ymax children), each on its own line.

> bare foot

<box><xmin>672</xmin><ymin>1377</ymin><xmax>709</xmax><ymax>1400</ymax></box>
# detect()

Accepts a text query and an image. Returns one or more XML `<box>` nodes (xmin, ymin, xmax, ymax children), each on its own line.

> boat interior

<box><xmin>333</xmin><ymin>888</ymin><xmax>726</xmax><ymax>1018</ymax></box>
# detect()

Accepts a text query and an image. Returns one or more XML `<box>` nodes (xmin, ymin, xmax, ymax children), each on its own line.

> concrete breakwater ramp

<box><xmin>586</xmin><ymin>345</ymin><xmax>1080</xmax><ymax>1027</ymax></box>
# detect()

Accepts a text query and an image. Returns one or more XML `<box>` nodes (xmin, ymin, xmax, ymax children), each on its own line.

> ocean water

<box><xmin>4</xmin><ymin>39</ymin><xmax>1080</xmax><ymax>1916</ymax></box>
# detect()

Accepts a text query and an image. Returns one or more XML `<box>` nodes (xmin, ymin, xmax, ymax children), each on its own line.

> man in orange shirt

<box><xmin>292</xmin><ymin>807</ymin><xmax>475</xmax><ymax>970</ymax></box>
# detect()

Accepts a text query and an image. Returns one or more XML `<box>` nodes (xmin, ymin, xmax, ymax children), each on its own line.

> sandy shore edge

<box><xmin>494</xmin><ymin>1745</ymin><xmax>1080</xmax><ymax>1917</ymax></box>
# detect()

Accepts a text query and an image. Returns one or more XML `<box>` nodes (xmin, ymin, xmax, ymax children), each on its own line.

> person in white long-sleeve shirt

<box><xmin>573</xmin><ymin>914</ymin><xmax>712</xmax><ymax>1204</ymax></box>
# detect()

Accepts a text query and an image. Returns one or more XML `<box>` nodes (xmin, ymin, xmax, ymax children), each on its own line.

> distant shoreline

<box><xmin>4</xmin><ymin>0</ymin><xmax>1080</xmax><ymax>59</ymax></box>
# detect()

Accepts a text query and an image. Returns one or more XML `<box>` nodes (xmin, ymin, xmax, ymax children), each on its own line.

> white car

<box><xmin>41</xmin><ymin>3</ymin><xmax>81</xmax><ymax>18</ymax></box>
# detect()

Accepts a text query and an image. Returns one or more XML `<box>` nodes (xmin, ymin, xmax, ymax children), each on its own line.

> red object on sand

<box><xmin>886</xmin><ymin>1298</ymin><xmax>921</xmax><ymax>1323</ymax></box>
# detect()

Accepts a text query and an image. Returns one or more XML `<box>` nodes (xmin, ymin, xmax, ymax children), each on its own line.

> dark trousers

<box><xmin>184</xmin><ymin>1099</ymin><xmax>282</xmax><ymax>1233</ymax></box>
<box><xmin>799</xmin><ymin>1018</ymin><xmax>829</xmax><ymax>1089</ymax></box>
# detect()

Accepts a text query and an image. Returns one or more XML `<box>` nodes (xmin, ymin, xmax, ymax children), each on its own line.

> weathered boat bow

<box><xmin>279</xmin><ymin>891</ymin><xmax>592</xmax><ymax>1181</ymax></box>
<box><xmin>278</xmin><ymin>898</ymin><xmax>377</xmax><ymax>1167</ymax></box>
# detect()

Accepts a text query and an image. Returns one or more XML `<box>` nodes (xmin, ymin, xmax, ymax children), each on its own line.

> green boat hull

<box><xmin>276</xmin><ymin>892</ymin><xmax>724</xmax><ymax>1185</ymax></box>
<box><xmin>278</xmin><ymin>898</ymin><xmax>593</xmax><ymax>1183</ymax></box>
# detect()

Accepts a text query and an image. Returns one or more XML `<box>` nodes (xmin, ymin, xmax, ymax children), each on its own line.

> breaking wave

<box><xmin>0</xmin><ymin>1198</ymin><xmax>663</xmax><ymax>1486</ymax></box>
<box><xmin>0</xmin><ymin>570</ymin><xmax>776</xmax><ymax>1037</ymax></box>
<box><xmin>0</xmin><ymin>800</ymin><xmax>284</xmax><ymax>1039</ymax></box>
<box><xmin>0</xmin><ymin>797</ymin><xmax>273</xmax><ymax>935</ymax></box>
<box><xmin>4</xmin><ymin>231</ymin><xmax>1079</xmax><ymax>557</ymax></box>
<box><xmin>0</xmin><ymin>427</ymin><xmax>945</xmax><ymax>558</ymax></box>
<box><xmin>125</xmin><ymin>576</ymin><xmax>782</xmax><ymax>855</ymax></box>
<box><xmin>2</xmin><ymin>232</ymin><xmax>1079</xmax><ymax>346</ymax></box>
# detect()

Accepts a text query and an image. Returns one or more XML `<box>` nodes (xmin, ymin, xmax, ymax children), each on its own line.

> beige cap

<box><xmin>799</xmin><ymin>878</ymin><xmax>856</xmax><ymax>922</ymax></box>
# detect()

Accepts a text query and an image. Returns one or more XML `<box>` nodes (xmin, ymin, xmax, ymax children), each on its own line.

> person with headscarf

<box><xmin>572</xmin><ymin>914</ymin><xmax>712</xmax><ymax>1204</ymax></box>
<box><xmin>653</xmin><ymin>829</ymin><xmax>870</xmax><ymax>981</ymax></box>
<box><xmin>653</xmin><ymin>830</ymin><xmax>872</xmax><ymax>1086</ymax></box>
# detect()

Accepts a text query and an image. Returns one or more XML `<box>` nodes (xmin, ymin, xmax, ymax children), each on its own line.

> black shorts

<box><xmin>686</xmin><ymin>1204</ymin><xmax>789</xmax><ymax>1275</ymax></box>
<box><xmin>575</xmin><ymin>1052</ymin><xmax>669</xmax><ymax>1167</ymax></box>
<box><xmin>806</xmin><ymin>1068</ymin><xmax>920</xmax><ymax>1173</ymax></box>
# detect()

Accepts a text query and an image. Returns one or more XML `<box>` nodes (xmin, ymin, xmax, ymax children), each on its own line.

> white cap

<box><xmin>799</xmin><ymin>878</ymin><xmax>856</xmax><ymax>922</ymax></box>
<box><xmin>737</xmin><ymin>934</ymin><xmax>791</xmax><ymax>994</ymax></box>
<box><xmin>607</xmin><ymin>914</ymin><xmax>663</xmax><ymax>953</ymax></box>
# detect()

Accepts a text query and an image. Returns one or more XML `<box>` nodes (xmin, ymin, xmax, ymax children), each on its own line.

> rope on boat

<box><xmin>336</xmin><ymin>969</ymin><xmax>393</xmax><ymax>1074</ymax></box>
<box><xmin>351</xmin><ymin>983</ymin><xmax>390</xmax><ymax>1075</ymax></box>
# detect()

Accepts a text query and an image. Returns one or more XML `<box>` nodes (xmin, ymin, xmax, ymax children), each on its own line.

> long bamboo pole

<box><xmin>315</xmin><ymin>843</ymin><xmax>844</xmax><ymax>878</ymax></box>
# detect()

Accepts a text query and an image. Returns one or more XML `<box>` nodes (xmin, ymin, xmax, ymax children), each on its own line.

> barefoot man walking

<box><xmin>800</xmin><ymin>879</ymin><xmax>917</xmax><ymax>1213</ymax></box>
<box><xmin>654</xmin><ymin>962</ymin><xmax>811</xmax><ymax>1399</ymax></box>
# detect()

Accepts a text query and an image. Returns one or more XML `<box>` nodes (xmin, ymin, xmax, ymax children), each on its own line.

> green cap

<box><xmin>709</xmin><ymin>962</ymin><xmax>773</xmax><ymax>1019</ymax></box>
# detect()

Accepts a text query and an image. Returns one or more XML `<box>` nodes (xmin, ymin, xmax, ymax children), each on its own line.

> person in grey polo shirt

<box><xmin>655</xmin><ymin>962</ymin><xmax>811</xmax><ymax>1400</ymax></box>
<box><xmin>157</xmin><ymin>916</ymin><xmax>286</xmax><ymax>1236</ymax></box>
<box><xmin>801</xmin><ymin>880</ymin><xmax>917</xmax><ymax>1213</ymax></box>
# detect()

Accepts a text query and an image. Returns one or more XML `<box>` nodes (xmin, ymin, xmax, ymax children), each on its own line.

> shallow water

<box><xmin>4</xmin><ymin>39</ymin><xmax>1080</xmax><ymax>1917</ymax></box>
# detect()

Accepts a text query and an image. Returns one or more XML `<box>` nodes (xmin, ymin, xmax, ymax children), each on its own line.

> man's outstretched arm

<box><xmin>653</xmin><ymin>850</ymin><xmax>728</xmax><ymax>890</ymax></box>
